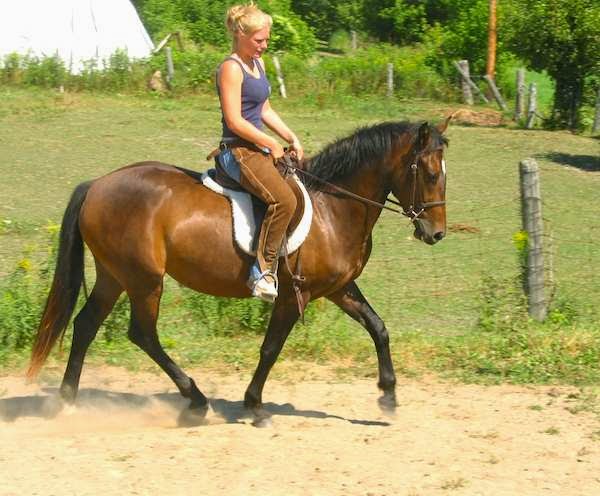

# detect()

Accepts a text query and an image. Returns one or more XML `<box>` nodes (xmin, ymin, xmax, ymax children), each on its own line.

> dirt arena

<box><xmin>1</xmin><ymin>365</ymin><xmax>599</xmax><ymax>496</ymax></box>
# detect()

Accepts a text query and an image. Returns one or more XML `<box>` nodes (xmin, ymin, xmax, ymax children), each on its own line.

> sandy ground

<box><xmin>1</xmin><ymin>365</ymin><xmax>599</xmax><ymax>496</ymax></box>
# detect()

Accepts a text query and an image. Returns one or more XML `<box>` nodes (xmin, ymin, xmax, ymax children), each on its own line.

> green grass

<box><xmin>1</xmin><ymin>87</ymin><xmax>599</xmax><ymax>384</ymax></box>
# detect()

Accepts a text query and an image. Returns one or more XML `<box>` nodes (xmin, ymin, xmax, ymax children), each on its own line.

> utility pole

<box><xmin>486</xmin><ymin>0</ymin><xmax>497</xmax><ymax>80</ymax></box>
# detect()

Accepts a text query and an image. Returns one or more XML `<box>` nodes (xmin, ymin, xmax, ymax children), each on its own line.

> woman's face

<box><xmin>237</xmin><ymin>26</ymin><xmax>270</xmax><ymax>59</ymax></box>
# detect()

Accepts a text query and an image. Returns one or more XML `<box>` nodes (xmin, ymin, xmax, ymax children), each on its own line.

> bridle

<box><xmin>283</xmin><ymin>150</ymin><xmax>446</xmax><ymax>221</ymax></box>
<box><xmin>397</xmin><ymin>152</ymin><xmax>447</xmax><ymax>220</ymax></box>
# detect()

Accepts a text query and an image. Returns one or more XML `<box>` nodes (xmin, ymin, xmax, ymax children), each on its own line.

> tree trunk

<box><xmin>551</xmin><ymin>73</ymin><xmax>585</xmax><ymax>130</ymax></box>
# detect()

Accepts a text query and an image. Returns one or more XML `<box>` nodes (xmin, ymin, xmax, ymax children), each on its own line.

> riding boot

<box><xmin>247</xmin><ymin>259</ymin><xmax>279</xmax><ymax>303</ymax></box>
<box><xmin>229</xmin><ymin>145</ymin><xmax>296</xmax><ymax>302</ymax></box>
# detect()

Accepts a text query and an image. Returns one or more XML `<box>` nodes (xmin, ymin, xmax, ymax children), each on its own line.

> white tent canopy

<box><xmin>0</xmin><ymin>0</ymin><xmax>154</xmax><ymax>73</ymax></box>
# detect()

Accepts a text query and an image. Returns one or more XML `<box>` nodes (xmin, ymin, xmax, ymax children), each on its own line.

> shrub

<box><xmin>0</xmin><ymin>227</ymin><xmax>58</xmax><ymax>362</ymax></box>
<box><xmin>182</xmin><ymin>289</ymin><xmax>271</xmax><ymax>337</ymax></box>
<box><xmin>21</xmin><ymin>54</ymin><xmax>67</xmax><ymax>88</ymax></box>
<box><xmin>0</xmin><ymin>261</ymin><xmax>47</xmax><ymax>356</ymax></box>
<box><xmin>1</xmin><ymin>53</ymin><xmax>25</xmax><ymax>85</ymax></box>
<box><xmin>281</xmin><ymin>45</ymin><xmax>449</xmax><ymax>99</ymax></box>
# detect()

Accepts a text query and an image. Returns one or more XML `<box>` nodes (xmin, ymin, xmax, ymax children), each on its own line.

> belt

<box><xmin>219</xmin><ymin>138</ymin><xmax>270</xmax><ymax>154</ymax></box>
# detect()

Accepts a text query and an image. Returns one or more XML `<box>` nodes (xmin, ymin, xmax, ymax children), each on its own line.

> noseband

<box><xmin>283</xmin><ymin>152</ymin><xmax>446</xmax><ymax>221</ymax></box>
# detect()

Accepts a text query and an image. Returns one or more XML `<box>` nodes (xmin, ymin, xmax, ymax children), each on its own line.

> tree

<box><xmin>504</xmin><ymin>0</ymin><xmax>600</xmax><ymax>130</ymax></box>
<box><xmin>360</xmin><ymin>0</ymin><xmax>427</xmax><ymax>44</ymax></box>
<box><xmin>421</xmin><ymin>0</ymin><xmax>491</xmax><ymax>76</ymax></box>
<box><xmin>291</xmin><ymin>0</ymin><xmax>340</xmax><ymax>40</ymax></box>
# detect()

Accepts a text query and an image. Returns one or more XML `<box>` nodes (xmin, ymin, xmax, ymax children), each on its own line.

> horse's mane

<box><xmin>301</xmin><ymin>121</ymin><xmax>447</xmax><ymax>190</ymax></box>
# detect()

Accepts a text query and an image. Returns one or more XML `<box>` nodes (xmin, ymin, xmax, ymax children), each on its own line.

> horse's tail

<box><xmin>27</xmin><ymin>181</ymin><xmax>92</xmax><ymax>380</ymax></box>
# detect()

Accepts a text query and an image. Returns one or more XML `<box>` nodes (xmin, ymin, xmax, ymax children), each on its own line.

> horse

<box><xmin>27</xmin><ymin>118</ymin><xmax>449</xmax><ymax>426</ymax></box>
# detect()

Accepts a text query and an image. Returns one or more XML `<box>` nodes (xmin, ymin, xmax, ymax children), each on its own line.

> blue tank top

<box><xmin>217</xmin><ymin>57</ymin><xmax>271</xmax><ymax>139</ymax></box>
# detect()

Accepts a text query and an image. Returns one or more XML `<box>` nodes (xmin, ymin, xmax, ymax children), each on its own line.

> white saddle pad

<box><xmin>201</xmin><ymin>172</ymin><xmax>313</xmax><ymax>256</ymax></box>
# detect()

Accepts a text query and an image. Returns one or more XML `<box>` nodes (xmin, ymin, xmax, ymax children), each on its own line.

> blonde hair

<box><xmin>225</xmin><ymin>3</ymin><xmax>272</xmax><ymax>36</ymax></box>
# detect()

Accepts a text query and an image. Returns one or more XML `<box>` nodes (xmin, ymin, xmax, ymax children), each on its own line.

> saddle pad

<box><xmin>201</xmin><ymin>171</ymin><xmax>313</xmax><ymax>256</ymax></box>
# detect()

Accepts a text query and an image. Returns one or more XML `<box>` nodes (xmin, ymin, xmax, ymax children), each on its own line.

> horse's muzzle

<box><xmin>413</xmin><ymin>221</ymin><xmax>445</xmax><ymax>245</ymax></box>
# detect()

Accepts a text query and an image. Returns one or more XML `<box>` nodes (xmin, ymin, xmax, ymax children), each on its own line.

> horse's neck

<box><xmin>313</xmin><ymin>164</ymin><xmax>391</xmax><ymax>244</ymax></box>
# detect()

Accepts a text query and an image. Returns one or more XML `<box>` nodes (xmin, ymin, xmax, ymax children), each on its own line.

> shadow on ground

<box><xmin>538</xmin><ymin>151</ymin><xmax>600</xmax><ymax>172</ymax></box>
<box><xmin>0</xmin><ymin>387</ymin><xmax>390</xmax><ymax>427</ymax></box>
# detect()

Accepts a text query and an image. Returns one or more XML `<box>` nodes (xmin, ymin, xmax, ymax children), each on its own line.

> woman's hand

<box><xmin>270</xmin><ymin>140</ymin><xmax>285</xmax><ymax>160</ymax></box>
<box><xmin>289</xmin><ymin>137</ymin><xmax>304</xmax><ymax>160</ymax></box>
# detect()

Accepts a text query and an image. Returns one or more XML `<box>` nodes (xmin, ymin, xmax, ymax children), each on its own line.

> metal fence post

<box><xmin>519</xmin><ymin>159</ymin><xmax>547</xmax><ymax>321</ymax></box>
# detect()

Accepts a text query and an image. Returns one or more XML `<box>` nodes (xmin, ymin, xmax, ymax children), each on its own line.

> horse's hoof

<box><xmin>250</xmin><ymin>408</ymin><xmax>273</xmax><ymax>428</ymax></box>
<box><xmin>378</xmin><ymin>393</ymin><xmax>398</xmax><ymax>416</ymax></box>
<box><xmin>59</xmin><ymin>384</ymin><xmax>77</xmax><ymax>404</ymax></box>
<box><xmin>177</xmin><ymin>403</ymin><xmax>209</xmax><ymax>427</ymax></box>
<box><xmin>252</xmin><ymin>415</ymin><xmax>273</xmax><ymax>428</ymax></box>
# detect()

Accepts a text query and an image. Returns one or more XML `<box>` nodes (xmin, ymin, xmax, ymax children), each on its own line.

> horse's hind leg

<box><xmin>327</xmin><ymin>281</ymin><xmax>397</xmax><ymax>413</ymax></box>
<box><xmin>60</xmin><ymin>265</ymin><xmax>123</xmax><ymax>402</ymax></box>
<box><xmin>127</xmin><ymin>279</ymin><xmax>209</xmax><ymax>422</ymax></box>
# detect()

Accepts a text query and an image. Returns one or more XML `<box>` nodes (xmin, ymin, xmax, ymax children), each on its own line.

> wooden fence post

<box><xmin>483</xmin><ymin>75</ymin><xmax>507</xmax><ymax>111</ymax></box>
<box><xmin>593</xmin><ymin>87</ymin><xmax>600</xmax><ymax>135</ymax></box>
<box><xmin>386</xmin><ymin>63</ymin><xmax>394</xmax><ymax>97</ymax></box>
<box><xmin>165</xmin><ymin>47</ymin><xmax>174</xmax><ymax>86</ymax></box>
<box><xmin>272</xmin><ymin>55</ymin><xmax>287</xmax><ymax>99</ymax></box>
<box><xmin>515</xmin><ymin>68</ymin><xmax>525</xmax><ymax>120</ymax></box>
<box><xmin>453</xmin><ymin>60</ymin><xmax>489</xmax><ymax>104</ymax></box>
<box><xmin>519</xmin><ymin>159</ymin><xmax>547</xmax><ymax>321</ymax></box>
<box><xmin>526</xmin><ymin>83</ymin><xmax>537</xmax><ymax>129</ymax></box>
<box><xmin>456</xmin><ymin>60</ymin><xmax>474</xmax><ymax>105</ymax></box>
<box><xmin>351</xmin><ymin>31</ymin><xmax>357</xmax><ymax>51</ymax></box>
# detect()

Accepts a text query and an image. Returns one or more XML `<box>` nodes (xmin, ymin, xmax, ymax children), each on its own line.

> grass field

<box><xmin>1</xmin><ymin>87</ymin><xmax>599</xmax><ymax>384</ymax></box>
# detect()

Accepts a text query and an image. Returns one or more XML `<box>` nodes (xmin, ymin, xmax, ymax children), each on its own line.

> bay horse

<box><xmin>27</xmin><ymin>119</ymin><xmax>449</xmax><ymax>426</ymax></box>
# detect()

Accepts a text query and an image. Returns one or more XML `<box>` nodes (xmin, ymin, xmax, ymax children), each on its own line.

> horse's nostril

<box><xmin>433</xmin><ymin>231</ymin><xmax>445</xmax><ymax>241</ymax></box>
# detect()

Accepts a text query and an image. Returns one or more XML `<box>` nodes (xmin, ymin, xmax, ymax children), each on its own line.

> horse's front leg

<box><xmin>244</xmin><ymin>296</ymin><xmax>300</xmax><ymax>427</ymax></box>
<box><xmin>327</xmin><ymin>281</ymin><xmax>397</xmax><ymax>414</ymax></box>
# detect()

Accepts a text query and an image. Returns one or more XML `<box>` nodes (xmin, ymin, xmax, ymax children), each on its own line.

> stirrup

<box><xmin>247</xmin><ymin>264</ymin><xmax>278</xmax><ymax>303</ymax></box>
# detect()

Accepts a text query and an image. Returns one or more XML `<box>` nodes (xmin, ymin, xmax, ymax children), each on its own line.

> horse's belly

<box><xmin>165</xmin><ymin>207</ymin><xmax>254</xmax><ymax>298</ymax></box>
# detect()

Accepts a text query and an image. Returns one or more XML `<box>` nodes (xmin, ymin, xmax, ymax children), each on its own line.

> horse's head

<box><xmin>390</xmin><ymin>117</ymin><xmax>450</xmax><ymax>245</ymax></box>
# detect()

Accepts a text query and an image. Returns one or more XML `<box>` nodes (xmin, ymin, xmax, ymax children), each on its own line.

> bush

<box><xmin>159</xmin><ymin>47</ymin><xmax>227</xmax><ymax>90</ymax></box>
<box><xmin>182</xmin><ymin>289</ymin><xmax>271</xmax><ymax>337</ymax></box>
<box><xmin>1</xmin><ymin>53</ymin><xmax>25</xmax><ymax>85</ymax></box>
<box><xmin>273</xmin><ymin>45</ymin><xmax>450</xmax><ymax>99</ymax></box>
<box><xmin>0</xmin><ymin>261</ymin><xmax>47</xmax><ymax>356</ymax></box>
<box><xmin>0</xmin><ymin>227</ymin><xmax>59</xmax><ymax>362</ymax></box>
<box><xmin>21</xmin><ymin>54</ymin><xmax>68</xmax><ymax>88</ymax></box>
<box><xmin>1</xmin><ymin>42</ymin><xmax>453</xmax><ymax>100</ymax></box>
<box><xmin>1</xmin><ymin>52</ymin><xmax>153</xmax><ymax>93</ymax></box>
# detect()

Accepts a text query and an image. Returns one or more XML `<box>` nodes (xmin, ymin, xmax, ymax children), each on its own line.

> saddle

<box><xmin>204</xmin><ymin>145</ymin><xmax>311</xmax><ymax>256</ymax></box>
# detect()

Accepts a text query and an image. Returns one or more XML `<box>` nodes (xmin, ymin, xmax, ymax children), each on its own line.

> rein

<box><xmin>282</xmin><ymin>154</ymin><xmax>445</xmax><ymax>221</ymax></box>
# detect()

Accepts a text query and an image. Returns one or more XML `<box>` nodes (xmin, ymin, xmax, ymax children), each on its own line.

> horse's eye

<box><xmin>427</xmin><ymin>172</ymin><xmax>439</xmax><ymax>184</ymax></box>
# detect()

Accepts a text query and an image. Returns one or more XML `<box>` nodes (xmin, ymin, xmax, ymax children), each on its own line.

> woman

<box><xmin>217</xmin><ymin>3</ymin><xmax>303</xmax><ymax>302</ymax></box>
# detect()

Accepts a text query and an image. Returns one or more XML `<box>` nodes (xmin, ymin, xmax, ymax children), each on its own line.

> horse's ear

<box><xmin>436</xmin><ymin>111</ymin><xmax>457</xmax><ymax>134</ymax></box>
<box><xmin>417</xmin><ymin>121</ymin><xmax>430</xmax><ymax>151</ymax></box>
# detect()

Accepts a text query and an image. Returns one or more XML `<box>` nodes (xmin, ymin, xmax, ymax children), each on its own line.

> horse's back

<box><xmin>79</xmin><ymin>161</ymin><xmax>252</xmax><ymax>296</ymax></box>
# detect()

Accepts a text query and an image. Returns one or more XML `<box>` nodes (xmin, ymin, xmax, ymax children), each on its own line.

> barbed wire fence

<box><xmin>362</xmin><ymin>157</ymin><xmax>599</xmax><ymax>335</ymax></box>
